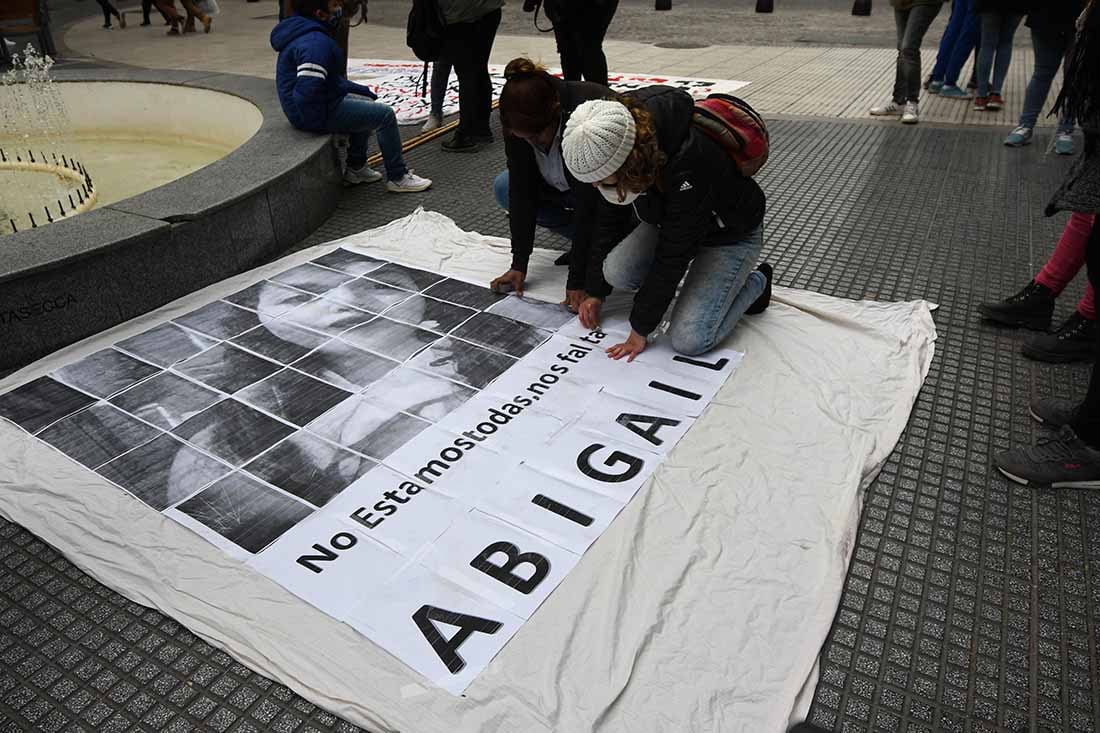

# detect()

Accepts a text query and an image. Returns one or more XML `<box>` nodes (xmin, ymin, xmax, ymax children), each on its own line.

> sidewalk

<box><xmin>59</xmin><ymin>1</ymin><xmax>1063</xmax><ymax>130</ymax></box>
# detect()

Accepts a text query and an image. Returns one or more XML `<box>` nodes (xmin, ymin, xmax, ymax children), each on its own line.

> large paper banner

<box><xmin>346</xmin><ymin>59</ymin><xmax>752</xmax><ymax>126</ymax></box>
<box><xmin>0</xmin><ymin>250</ymin><xmax>742</xmax><ymax>694</ymax></box>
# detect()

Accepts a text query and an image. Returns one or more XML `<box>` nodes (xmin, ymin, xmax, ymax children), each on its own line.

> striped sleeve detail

<box><xmin>297</xmin><ymin>63</ymin><xmax>328</xmax><ymax>77</ymax></box>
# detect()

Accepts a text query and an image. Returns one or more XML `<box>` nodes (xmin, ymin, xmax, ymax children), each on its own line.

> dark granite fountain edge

<box><xmin>0</xmin><ymin>69</ymin><xmax>342</xmax><ymax>370</ymax></box>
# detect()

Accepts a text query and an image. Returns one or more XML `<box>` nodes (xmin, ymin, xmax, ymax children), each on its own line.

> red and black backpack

<box><xmin>691</xmin><ymin>94</ymin><xmax>770</xmax><ymax>177</ymax></box>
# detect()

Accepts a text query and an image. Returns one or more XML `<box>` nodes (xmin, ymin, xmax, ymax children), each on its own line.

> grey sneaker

<box><xmin>421</xmin><ymin>113</ymin><xmax>442</xmax><ymax>133</ymax></box>
<box><xmin>901</xmin><ymin>101</ymin><xmax>919</xmax><ymax>124</ymax></box>
<box><xmin>1004</xmin><ymin>126</ymin><xmax>1033</xmax><ymax>147</ymax></box>
<box><xmin>1029</xmin><ymin>397</ymin><xmax>1081</xmax><ymax>428</ymax></box>
<box><xmin>386</xmin><ymin>172</ymin><xmax>432</xmax><ymax>193</ymax></box>
<box><xmin>1055</xmin><ymin>133</ymin><xmax>1075</xmax><ymax>155</ymax></box>
<box><xmin>994</xmin><ymin>426</ymin><xmax>1100</xmax><ymax>489</ymax></box>
<box><xmin>869</xmin><ymin>101</ymin><xmax>904</xmax><ymax>116</ymax></box>
<box><xmin>343</xmin><ymin>164</ymin><xmax>383</xmax><ymax>185</ymax></box>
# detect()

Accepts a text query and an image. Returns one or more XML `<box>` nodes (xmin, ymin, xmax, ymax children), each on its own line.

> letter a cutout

<box><xmin>616</xmin><ymin>413</ymin><xmax>682</xmax><ymax>447</ymax></box>
<box><xmin>412</xmin><ymin>605</ymin><xmax>503</xmax><ymax>674</ymax></box>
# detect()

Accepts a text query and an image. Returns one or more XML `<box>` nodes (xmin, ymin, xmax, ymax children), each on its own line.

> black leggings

<box><xmin>95</xmin><ymin>0</ymin><xmax>122</xmax><ymax>24</ymax></box>
<box><xmin>1071</xmin><ymin>164</ymin><xmax>1100</xmax><ymax>445</ymax></box>
<box><xmin>442</xmin><ymin>8</ymin><xmax>502</xmax><ymax>138</ymax></box>
<box><xmin>551</xmin><ymin>0</ymin><xmax>619</xmax><ymax>87</ymax></box>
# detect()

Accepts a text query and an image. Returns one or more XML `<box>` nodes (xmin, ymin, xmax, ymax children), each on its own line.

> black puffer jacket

<box><xmin>592</xmin><ymin>85</ymin><xmax>766</xmax><ymax>337</ymax></box>
<box><xmin>1026</xmin><ymin>0</ymin><xmax>1083</xmax><ymax>30</ymax></box>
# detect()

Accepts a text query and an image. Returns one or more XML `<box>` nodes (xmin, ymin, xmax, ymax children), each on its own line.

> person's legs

<box><xmin>178</xmin><ymin>0</ymin><xmax>208</xmax><ymax>31</ymax></box>
<box><xmin>898</xmin><ymin>3</ymin><xmax>941</xmax><ymax>103</ymax></box>
<box><xmin>94</xmin><ymin>0</ymin><xmax>112</xmax><ymax>25</ymax></box>
<box><xmin>602</xmin><ymin>222</ymin><xmax>660</xmax><ymax>292</ymax></box>
<box><xmin>931</xmin><ymin>0</ymin><xmax>966</xmax><ymax>82</ymax></box>
<box><xmin>942</xmin><ymin>2</ymin><xmax>979</xmax><ymax>87</ymax></box>
<box><xmin>579</xmin><ymin>0</ymin><xmax>617</xmax><ymax>86</ymax></box>
<box><xmin>429</xmin><ymin>58</ymin><xmax>452</xmax><ymax>119</ymax></box>
<box><xmin>976</xmin><ymin>12</ymin><xmax>998</xmax><ymax>98</ymax></box>
<box><xmin>891</xmin><ymin>8</ymin><xmax>910</xmax><ymax>105</ymax></box>
<box><xmin>1018</xmin><ymin>27</ymin><xmax>1067</xmax><ymax>129</ymax></box>
<box><xmin>554</xmin><ymin>25</ymin><xmax>583</xmax><ymax>81</ymax></box>
<box><xmin>990</xmin><ymin>13</ymin><xmax>1023</xmax><ymax>95</ymax></box>
<box><xmin>667</xmin><ymin>227</ymin><xmax>765</xmax><ymax>355</ymax></box>
<box><xmin>1035</xmin><ymin>213</ymin><xmax>1096</xmax><ymax>294</ymax></box>
<box><xmin>493</xmin><ymin>171</ymin><xmax>509</xmax><ymax>211</ymax></box>
<box><xmin>445</xmin><ymin>10</ymin><xmax>500</xmax><ymax>141</ymax></box>
<box><xmin>328</xmin><ymin>97</ymin><xmax>409</xmax><ymax>181</ymax></box>
<box><xmin>472</xmin><ymin>9</ymin><xmax>501</xmax><ymax>137</ymax></box>
<box><xmin>1067</xmin><ymin>222</ymin><xmax>1100</xmax><ymax>443</ymax></box>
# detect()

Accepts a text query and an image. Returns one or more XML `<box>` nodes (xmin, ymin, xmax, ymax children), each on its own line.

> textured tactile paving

<box><xmin>3</xmin><ymin>114</ymin><xmax>1099</xmax><ymax>732</ymax></box>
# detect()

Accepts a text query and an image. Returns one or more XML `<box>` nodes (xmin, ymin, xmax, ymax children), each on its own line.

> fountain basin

<box><xmin>0</xmin><ymin>69</ymin><xmax>342</xmax><ymax>371</ymax></box>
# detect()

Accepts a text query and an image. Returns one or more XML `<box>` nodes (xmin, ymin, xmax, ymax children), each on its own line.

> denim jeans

<box><xmin>493</xmin><ymin>171</ymin><xmax>576</xmax><ymax>240</ymax></box>
<box><xmin>1019</xmin><ymin>27</ymin><xmax>1075</xmax><ymax>133</ymax></box>
<box><xmin>977</xmin><ymin>12</ymin><xmax>1023</xmax><ymax>97</ymax></box>
<box><xmin>930</xmin><ymin>0</ymin><xmax>978</xmax><ymax>86</ymax></box>
<box><xmin>602</xmin><ymin>222</ymin><xmax>766</xmax><ymax>355</ymax></box>
<box><xmin>327</xmin><ymin>97</ymin><xmax>407</xmax><ymax>181</ymax></box>
<box><xmin>892</xmin><ymin>4</ymin><xmax>943</xmax><ymax>104</ymax></box>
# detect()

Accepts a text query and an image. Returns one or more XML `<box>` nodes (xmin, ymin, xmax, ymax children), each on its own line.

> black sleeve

<box><xmin>504</xmin><ymin>136</ymin><xmax>539</xmax><ymax>273</ymax></box>
<box><xmin>582</xmin><ymin>195</ymin><xmax>634</xmax><ymax>298</ymax></box>
<box><xmin>565</xmin><ymin>179</ymin><xmax>604</xmax><ymax>292</ymax></box>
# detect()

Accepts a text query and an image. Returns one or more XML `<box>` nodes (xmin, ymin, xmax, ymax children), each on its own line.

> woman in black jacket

<box><xmin>489</xmin><ymin>59</ymin><xmax>632</xmax><ymax>311</ymax></box>
<box><xmin>560</xmin><ymin>87</ymin><xmax>772</xmax><ymax>360</ymax></box>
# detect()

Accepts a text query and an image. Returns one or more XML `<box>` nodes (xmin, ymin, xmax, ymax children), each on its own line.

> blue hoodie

<box><xmin>270</xmin><ymin>15</ymin><xmax>378</xmax><ymax>132</ymax></box>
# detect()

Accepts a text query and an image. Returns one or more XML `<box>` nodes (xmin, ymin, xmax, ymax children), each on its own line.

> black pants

<box><xmin>1073</xmin><ymin>202</ymin><xmax>1100</xmax><ymax>445</ymax></box>
<box><xmin>551</xmin><ymin>0</ymin><xmax>618</xmax><ymax>87</ymax></box>
<box><xmin>442</xmin><ymin>9</ymin><xmax>502</xmax><ymax>138</ymax></box>
<box><xmin>96</xmin><ymin>0</ymin><xmax>122</xmax><ymax>25</ymax></box>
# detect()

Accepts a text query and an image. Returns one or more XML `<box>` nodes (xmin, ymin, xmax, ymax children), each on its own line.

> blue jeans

<box><xmin>977</xmin><ymin>12</ymin><xmax>1023</xmax><ymax>97</ymax></box>
<box><xmin>602</xmin><ymin>222</ymin><xmax>766</xmax><ymax>356</ymax></box>
<box><xmin>930</xmin><ymin>0</ymin><xmax>978</xmax><ymax>86</ymax></box>
<box><xmin>1019</xmin><ymin>27</ymin><xmax>1075</xmax><ymax>133</ymax></box>
<box><xmin>493</xmin><ymin>171</ymin><xmax>577</xmax><ymax>240</ymax></box>
<box><xmin>327</xmin><ymin>97</ymin><xmax>407</xmax><ymax>180</ymax></box>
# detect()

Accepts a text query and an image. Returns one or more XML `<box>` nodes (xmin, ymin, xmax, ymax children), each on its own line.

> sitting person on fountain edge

<box><xmin>271</xmin><ymin>0</ymin><xmax>431</xmax><ymax>192</ymax></box>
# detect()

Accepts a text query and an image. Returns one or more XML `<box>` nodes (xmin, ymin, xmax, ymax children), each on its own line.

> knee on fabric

<box><xmin>493</xmin><ymin>171</ymin><xmax>509</xmax><ymax>211</ymax></box>
<box><xmin>668</xmin><ymin>325</ymin><xmax>714</xmax><ymax>357</ymax></box>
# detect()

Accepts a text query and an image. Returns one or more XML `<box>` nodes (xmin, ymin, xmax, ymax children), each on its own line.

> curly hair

<box><xmin>499</xmin><ymin>58</ymin><xmax>561</xmax><ymax>137</ymax></box>
<box><xmin>611</xmin><ymin>98</ymin><xmax>667</xmax><ymax>199</ymax></box>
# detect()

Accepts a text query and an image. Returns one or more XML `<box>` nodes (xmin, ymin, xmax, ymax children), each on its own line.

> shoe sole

<box><xmin>387</xmin><ymin>184</ymin><xmax>432</xmax><ymax>193</ymax></box>
<box><xmin>901</xmin><ymin>118</ymin><xmax>918</xmax><ymax>125</ymax></box>
<box><xmin>1004</xmin><ymin>139</ymin><xmax>1031</xmax><ymax>147</ymax></box>
<box><xmin>343</xmin><ymin>177</ymin><xmax>382</xmax><ymax>186</ymax></box>
<box><xmin>997</xmin><ymin>466</ymin><xmax>1100</xmax><ymax>489</ymax></box>
<box><xmin>1020</xmin><ymin>344</ymin><xmax>1097</xmax><ymax>364</ymax></box>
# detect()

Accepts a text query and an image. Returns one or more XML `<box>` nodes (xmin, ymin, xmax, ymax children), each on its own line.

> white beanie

<box><xmin>562</xmin><ymin>100</ymin><xmax>637</xmax><ymax>183</ymax></box>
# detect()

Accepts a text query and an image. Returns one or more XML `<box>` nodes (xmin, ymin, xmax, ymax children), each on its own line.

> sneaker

<box><xmin>973</xmin><ymin>97</ymin><xmax>988</xmax><ymax>111</ymax></box>
<box><xmin>1029</xmin><ymin>397</ymin><xmax>1081</xmax><ymax>428</ymax></box>
<box><xmin>386</xmin><ymin>172</ymin><xmax>432</xmax><ymax>193</ymax></box>
<box><xmin>901</xmin><ymin>102</ymin><xmax>919</xmax><ymax>124</ymax></box>
<box><xmin>928</xmin><ymin>80</ymin><xmax>944</xmax><ymax>94</ymax></box>
<box><xmin>442</xmin><ymin>134</ymin><xmax>484</xmax><ymax>153</ymax></box>
<box><xmin>994</xmin><ymin>426</ymin><xmax>1100</xmax><ymax>489</ymax></box>
<box><xmin>869</xmin><ymin>101</ymin><xmax>904</xmax><ymax>116</ymax></box>
<box><xmin>746</xmin><ymin>262</ymin><xmax>773</xmax><ymax>315</ymax></box>
<box><xmin>421</xmin><ymin>114</ymin><xmax>442</xmax><ymax>133</ymax></box>
<box><xmin>343</xmin><ymin>164</ymin><xmax>383</xmax><ymax>185</ymax></box>
<box><xmin>1022</xmin><ymin>312</ymin><xmax>1099</xmax><ymax>363</ymax></box>
<box><xmin>1055</xmin><ymin>133</ymin><xmax>1075</xmax><ymax>156</ymax></box>
<box><xmin>939</xmin><ymin>84</ymin><xmax>972</xmax><ymax>99</ymax></box>
<box><xmin>986</xmin><ymin>93</ymin><xmax>1004</xmax><ymax>111</ymax></box>
<box><xmin>1004</xmin><ymin>126</ymin><xmax>1033</xmax><ymax>147</ymax></box>
<box><xmin>977</xmin><ymin>280</ymin><xmax>1055</xmax><ymax>330</ymax></box>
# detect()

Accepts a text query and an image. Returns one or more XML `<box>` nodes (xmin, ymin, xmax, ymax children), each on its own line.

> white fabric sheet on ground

<box><xmin>0</xmin><ymin>209</ymin><xmax>935</xmax><ymax>732</ymax></box>
<box><xmin>346</xmin><ymin>59</ymin><xmax>751</xmax><ymax>125</ymax></box>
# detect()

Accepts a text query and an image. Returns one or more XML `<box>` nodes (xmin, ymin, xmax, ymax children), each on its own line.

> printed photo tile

<box><xmin>423</xmin><ymin>278</ymin><xmax>505</xmax><ymax>310</ymax></box>
<box><xmin>175</xmin><ymin>343</ymin><xmax>282</xmax><ymax>395</ymax></box>
<box><xmin>175</xmin><ymin>472</ymin><xmax>314</xmax><ymax>554</ymax></box>
<box><xmin>291</xmin><ymin>339</ymin><xmax>399</xmax><ymax>392</ymax></box>
<box><xmin>360</xmin><ymin>367</ymin><xmax>477</xmax><ymax>422</ymax></box>
<box><xmin>307</xmin><ymin>396</ymin><xmax>431</xmax><ymax>461</ymax></box>
<box><xmin>311</xmin><ymin>248</ymin><xmax>386</xmax><ymax>276</ymax></box>
<box><xmin>224</xmin><ymin>280</ymin><xmax>316</xmax><ymax>317</ymax></box>
<box><xmin>406</xmin><ymin>337</ymin><xmax>516</xmax><ymax>390</ymax></box>
<box><xmin>486</xmin><ymin>295</ymin><xmax>575</xmax><ymax>330</ymax></box>
<box><xmin>230</xmin><ymin>321</ymin><xmax>330</xmax><ymax>365</ymax></box>
<box><xmin>52</xmin><ymin>348</ymin><xmax>161</xmax><ymax>399</ymax></box>
<box><xmin>366</xmin><ymin>262</ymin><xmax>445</xmax><ymax>292</ymax></box>
<box><xmin>382</xmin><ymin>295</ymin><xmax>476</xmax><ymax>334</ymax></box>
<box><xmin>451</xmin><ymin>312</ymin><xmax>548</xmax><ymax>358</ymax></box>
<box><xmin>270</xmin><ymin>263</ymin><xmax>354</xmax><ymax>294</ymax></box>
<box><xmin>115</xmin><ymin>323</ymin><xmax>219</xmax><ymax>368</ymax></box>
<box><xmin>282</xmin><ymin>298</ymin><xmax>374</xmax><ymax>337</ymax></box>
<box><xmin>236</xmin><ymin>368</ymin><xmax>352</xmax><ymax>426</ymax></box>
<box><xmin>243</xmin><ymin>431</ymin><xmax>376</xmax><ymax>508</ymax></box>
<box><xmin>39</xmin><ymin>402</ymin><xmax>161</xmax><ymax>469</ymax></box>
<box><xmin>172</xmin><ymin>399</ymin><xmax>296</xmax><ymax>466</ymax></box>
<box><xmin>96</xmin><ymin>433</ymin><xmax>231</xmax><ymax>511</ymax></box>
<box><xmin>339</xmin><ymin>317</ymin><xmax>440</xmax><ymax>362</ymax></box>
<box><xmin>326</xmin><ymin>278</ymin><xmax>412</xmax><ymax>314</ymax></box>
<box><xmin>172</xmin><ymin>300</ymin><xmax>265</xmax><ymax>341</ymax></box>
<box><xmin>109</xmin><ymin>372</ymin><xmax>222</xmax><ymax>430</ymax></box>
<box><xmin>0</xmin><ymin>376</ymin><xmax>97</xmax><ymax>434</ymax></box>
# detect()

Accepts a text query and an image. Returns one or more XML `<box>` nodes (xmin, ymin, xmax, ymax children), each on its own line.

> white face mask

<box><xmin>598</xmin><ymin>184</ymin><xmax>640</xmax><ymax>206</ymax></box>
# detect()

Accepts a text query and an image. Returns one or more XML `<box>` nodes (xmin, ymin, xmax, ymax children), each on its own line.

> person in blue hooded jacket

<box><xmin>271</xmin><ymin>0</ymin><xmax>432</xmax><ymax>192</ymax></box>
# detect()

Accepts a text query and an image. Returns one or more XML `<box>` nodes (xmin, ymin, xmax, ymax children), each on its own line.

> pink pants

<box><xmin>1035</xmin><ymin>212</ymin><xmax>1098</xmax><ymax>320</ymax></box>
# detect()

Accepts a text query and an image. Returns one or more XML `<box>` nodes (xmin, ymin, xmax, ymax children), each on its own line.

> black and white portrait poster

<box><xmin>0</xmin><ymin>250</ymin><xmax>742</xmax><ymax>695</ymax></box>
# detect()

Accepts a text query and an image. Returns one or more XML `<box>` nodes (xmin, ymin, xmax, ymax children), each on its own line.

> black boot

<box><xmin>977</xmin><ymin>280</ymin><xmax>1055</xmax><ymax>330</ymax></box>
<box><xmin>1022</xmin><ymin>312</ymin><xmax>1099</xmax><ymax>363</ymax></box>
<box><xmin>746</xmin><ymin>262</ymin><xmax>773</xmax><ymax>315</ymax></box>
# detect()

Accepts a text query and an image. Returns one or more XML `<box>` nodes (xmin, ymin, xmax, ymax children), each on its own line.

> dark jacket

<box><xmin>593</xmin><ymin>86</ymin><xmax>766</xmax><ymax>337</ymax></box>
<box><xmin>506</xmin><ymin>78</ymin><xmax>632</xmax><ymax>294</ymax></box>
<box><xmin>271</xmin><ymin>16</ymin><xmax>377</xmax><ymax>132</ymax></box>
<box><xmin>975</xmin><ymin>0</ymin><xmax>1031</xmax><ymax>14</ymax></box>
<box><xmin>1048</xmin><ymin>129</ymin><xmax>1100</xmax><ymax>215</ymax></box>
<box><xmin>1026</xmin><ymin>0</ymin><xmax>1083</xmax><ymax>30</ymax></box>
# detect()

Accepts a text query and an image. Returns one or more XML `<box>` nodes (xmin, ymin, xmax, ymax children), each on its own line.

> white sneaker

<box><xmin>901</xmin><ymin>101</ymin><xmax>919</xmax><ymax>124</ymax></box>
<box><xmin>869</xmin><ymin>101</ymin><xmax>904</xmax><ymax>116</ymax></box>
<box><xmin>421</xmin><ymin>114</ymin><xmax>442</xmax><ymax>133</ymax></box>
<box><xmin>343</xmin><ymin>164</ymin><xmax>383</xmax><ymax>185</ymax></box>
<box><xmin>386</xmin><ymin>172</ymin><xmax>432</xmax><ymax>193</ymax></box>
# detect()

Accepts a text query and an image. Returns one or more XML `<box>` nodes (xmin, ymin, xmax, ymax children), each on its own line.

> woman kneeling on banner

<box><xmin>559</xmin><ymin>88</ymin><xmax>774</xmax><ymax>360</ymax></box>
<box><xmin>489</xmin><ymin>58</ymin><xmax>634</xmax><ymax>312</ymax></box>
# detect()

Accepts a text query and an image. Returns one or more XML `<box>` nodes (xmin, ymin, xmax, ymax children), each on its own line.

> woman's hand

<box><xmin>578</xmin><ymin>296</ymin><xmax>603</xmax><ymax>329</ymax></box>
<box><xmin>490</xmin><ymin>269</ymin><xmax>526</xmax><ymax>296</ymax></box>
<box><xmin>563</xmin><ymin>289</ymin><xmax>586</xmax><ymax>313</ymax></box>
<box><xmin>607</xmin><ymin>330</ymin><xmax>647</xmax><ymax>362</ymax></box>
